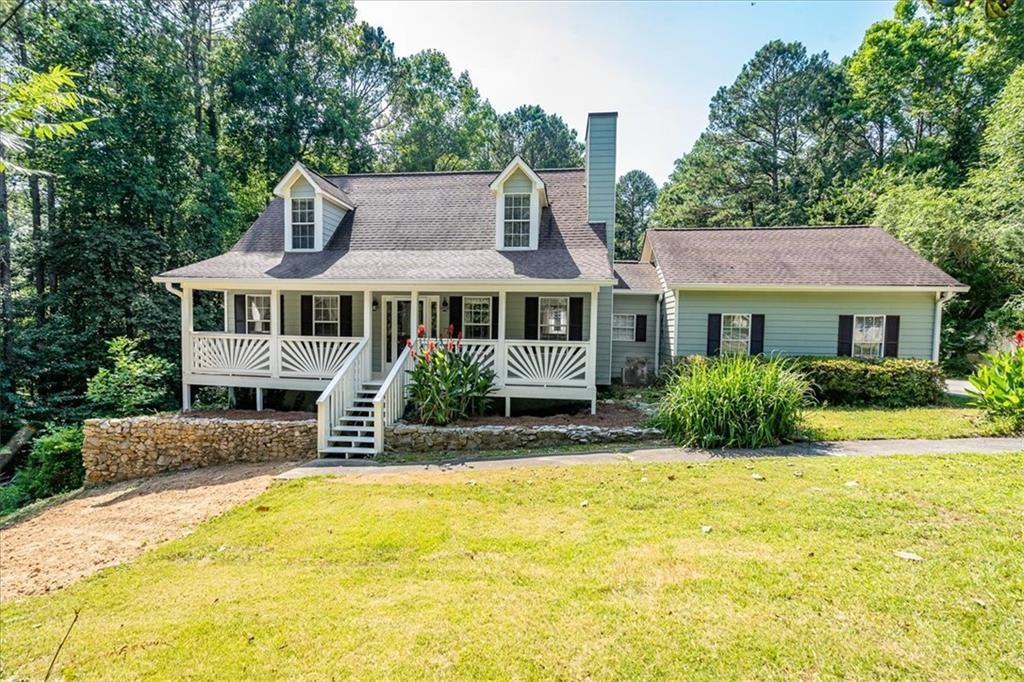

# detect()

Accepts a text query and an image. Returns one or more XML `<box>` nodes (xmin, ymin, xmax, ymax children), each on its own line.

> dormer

<box><xmin>490</xmin><ymin>156</ymin><xmax>548</xmax><ymax>251</ymax></box>
<box><xmin>273</xmin><ymin>162</ymin><xmax>354</xmax><ymax>252</ymax></box>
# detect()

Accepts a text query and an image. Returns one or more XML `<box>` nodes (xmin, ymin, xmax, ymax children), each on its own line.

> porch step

<box><xmin>320</xmin><ymin>445</ymin><xmax>375</xmax><ymax>457</ymax></box>
<box><xmin>335</xmin><ymin>416</ymin><xmax>373</xmax><ymax>425</ymax></box>
<box><xmin>327</xmin><ymin>434</ymin><xmax>375</xmax><ymax>444</ymax></box>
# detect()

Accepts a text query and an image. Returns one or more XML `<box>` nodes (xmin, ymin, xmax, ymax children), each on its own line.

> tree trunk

<box><xmin>0</xmin><ymin>154</ymin><xmax>13</xmax><ymax>425</ymax></box>
<box><xmin>46</xmin><ymin>175</ymin><xmax>56</xmax><ymax>295</ymax></box>
<box><xmin>30</xmin><ymin>173</ymin><xmax>44</xmax><ymax>324</ymax></box>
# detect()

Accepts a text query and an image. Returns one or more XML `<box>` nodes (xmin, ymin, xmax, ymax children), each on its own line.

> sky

<box><xmin>355</xmin><ymin>0</ymin><xmax>896</xmax><ymax>184</ymax></box>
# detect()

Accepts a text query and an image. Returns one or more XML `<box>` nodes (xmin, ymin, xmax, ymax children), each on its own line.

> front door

<box><xmin>382</xmin><ymin>296</ymin><xmax>440</xmax><ymax>371</ymax></box>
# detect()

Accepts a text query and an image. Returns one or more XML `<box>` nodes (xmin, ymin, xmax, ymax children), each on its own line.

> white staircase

<box><xmin>321</xmin><ymin>379</ymin><xmax>381</xmax><ymax>457</ymax></box>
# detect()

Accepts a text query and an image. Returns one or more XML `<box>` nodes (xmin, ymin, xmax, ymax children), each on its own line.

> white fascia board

<box><xmin>273</xmin><ymin>162</ymin><xmax>354</xmax><ymax>211</ymax></box>
<box><xmin>152</xmin><ymin>276</ymin><xmax>617</xmax><ymax>291</ymax></box>
<box><xmin>489</xmin><ymin>155</ymin><xmax>548</xmax><ymax>205</ymax></box>
<box><xmin>612</xmin><ymin>289</ymin><xmax>662</xmax><ymax>296</ymax></box>
<box><xmin>670</xmin><ymin>283</ymin><xmax>971</xmax><ymax>293</ymax></box>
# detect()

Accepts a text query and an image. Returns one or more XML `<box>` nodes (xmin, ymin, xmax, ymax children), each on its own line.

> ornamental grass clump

<box><xmin>654</xmin><ymin>355</ymin><xmax>812</xmax><ymax>449</ymax></box>
<box><xmin>967</xmin><ymin>331</ymin><xmax>1024</xmax><ymax>432</ymax></box>
<box><xmin>407</xmin><ymin>333</ymin><xmax>496</xmax><ymax>426</ymax></box>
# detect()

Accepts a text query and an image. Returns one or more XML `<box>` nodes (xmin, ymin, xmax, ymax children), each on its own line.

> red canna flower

<box><xmin>417</xmin><ymin>324</ymin><xmax>426</xmax><ymax>338</ymax></box>
<box><xmin>1014</xmin><ymin>329</ymin><xmax>1024</xmax><ymax>348</ymax></box>
<box><xmin>428</xmin><ymin>339</ymin><xmax>437</xmax><ymax>352</ymax></box>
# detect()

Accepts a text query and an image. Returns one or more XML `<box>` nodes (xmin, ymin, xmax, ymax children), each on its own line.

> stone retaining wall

<box><xmin>82</xmin><ymin>415</ymin><xmax>316</xmax><ymax>485</ymax></box>
<box><xmin>384</xmin><ymin>422</ymin><xmax>663</xmax><ymax>454</ymax></box>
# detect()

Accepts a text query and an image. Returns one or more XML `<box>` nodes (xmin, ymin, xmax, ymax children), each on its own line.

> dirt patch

<box><xmin>451</xmin><ymin>403</ymin><xmax>645</xmax><ymax>428</ymax></box>
<box><xmin>0</xmin><ymin>461</ymin><xmax>294</xmax><ymax>601</ymax></box>
<box><xmin>173</xmin><ymin>409</ymin><xmax>315</xmax><ymax>421</ymax></box>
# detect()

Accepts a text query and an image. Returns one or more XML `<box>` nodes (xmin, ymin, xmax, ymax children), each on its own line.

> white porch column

<box><xmin>269</xmin><ymin>287</ymin><xmax>280</xmax><ymax>378</ymax></box>
<box><xmin>588</xmin><ymin>286</ymin><xmax>599</xmax><ymax>414</ymax></box>
<box><xmin>181</xmin><ymin>285</ymin><xmax>193</xmax><ymax>411</ymax></box>
<box><xmin>222</xmin><ymin>290</ymin><xmax>230</xmax><ymax>332</ymax></box>
<box><xmin>363</xmin><ymin>289</ymin><xmax>372</xmax><ymax>342</ymax></box>
<box><xmin>497</xmin><ymin>289</ymin><xmax>507</xmax><ymax>389</ymax></box>
<box><xmin>410</xmin><ymin>290</ymin><xmax>419</xmax><ymax>343</ymax></box>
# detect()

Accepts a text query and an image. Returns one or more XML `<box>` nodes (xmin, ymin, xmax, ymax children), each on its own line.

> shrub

<box><xmin>968</xmin><ymin>333</ymin><xmax>1024</xmax><ymax>431</ymax></box>
<box><xmin>0</xmin><ymin>425</ymin><xmax>84</xmax><ymax>515</ymax></box>
<box><xmin>653</xmin><ymin>355</ymin><xmax>811</xmax><ymax>449</ymax></box>
<box><xmin>86</xmin><ymin>337</ymin><xmax>176</xmax><ymax>417</ymax></box>
<box><xmin>794</xmin><ymin>357</ymin><xmax>945</xmax><ymax>408</ymax></box>
<box><xmin>407</xmin><ymin>337</ymin><xmax>496</xmax><ymax>425</ymax></box>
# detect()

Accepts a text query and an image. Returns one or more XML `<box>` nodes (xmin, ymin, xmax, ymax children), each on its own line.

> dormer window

<box><xmin>503</xmin><ymin>194</ymin><xmax>531</xmax><ymax>248</ymax></box>
<box><xmin>490</xmin><ymin>156</ymin><xmax>547</xmax><ymax>252</ymax></box>
<box><xmin>291</xmin><ymin>198</ymin><xmax>315</xmax><ymax>250</ymax></box>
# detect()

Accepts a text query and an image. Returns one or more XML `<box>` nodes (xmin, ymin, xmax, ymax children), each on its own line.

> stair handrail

<box><xmin>316</xmin><ymin>337</ymin><xmax>370</xmax><ymax>452</ymax></box>
<box><xmin>371</xmin><ymin>343</ymin><xmax>414</xmax><ymax>454</ymax></box>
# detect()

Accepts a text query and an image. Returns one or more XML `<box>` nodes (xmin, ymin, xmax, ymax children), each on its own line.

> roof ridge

<box><xmin>325</xmin><ymin>167</ymin><xmax>585</xmax><ymax>179</ymax></box>
<box><xmin>648</xmin><ymin>224</ymin><xmax>877</xmax><ymax>232</ymax></box>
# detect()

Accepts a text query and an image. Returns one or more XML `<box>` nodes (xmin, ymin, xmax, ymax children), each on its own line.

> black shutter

<box><xmin>568</xmin><ymin>297</ymin><xmax>584</xmax><ymax>341</ymax></box>
<box><xmin>234</xmin><ymin>295</ymin><xmax>246</xmax><ymax>334</ymax></box>
<box><xmin>339</xmin><ymin>295</ymin><xmax>353</xmax><ymax>337</ymax></box>
<box><xmin>635</xmin><ymin>314</ymin><xmax>647</xmax><ymax>343</ymax></box>
<box><xmin>750</xmin><ymin>314</ymin><xmax>765</xmax><ymax>355</ymax></box>
<box><xmin>524</xmin><ymin>297</ymin><xmax>539</xmax><ymax>339</ymax></box>
<box><xmin>300</xmin><ymin>295</ymin><xmax>313</xmax><ymax>336</ymax></box>
<box><xmin>884</xmin><ymin>316</ymin><xmax>900</xmax><ymax>358</ymax></box>
<box><xmin>491</xmin><ymin>296</ymin><xmax>499</xmax><ymax>339</ymax></box>
<box><xmin>279</xmin><ymin>295</ymin><xmax>285</xmax><ymax>335</ymax></box>
<box><xmin>837</xmin><ymin>315</ymin><xmax>854</xmax><ymax>356</ymax></box>
<box><xmin>706</xmin><ymin>313</ymin><xmax>721</xmax><ymax>356</ymax></box>
<box><xmin>449</xmin><ymin>296</ymin><xmax>462</xmax><ymax>336</ymax></box>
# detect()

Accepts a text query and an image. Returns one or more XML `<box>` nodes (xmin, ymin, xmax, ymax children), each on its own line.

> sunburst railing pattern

<box><xmin>280</xmin><ymin>337</ymin><xmax>360</xmax><ymax>379</ymax></box>
<box><xmin>505</xmin><ymin>340</ymin><xmax>589</xmax><ymax>387</ymax></box>
<box><xmin>191</xmin><ymin>332</ymin><xmax>271</xmax><ymax>376</ymax></box>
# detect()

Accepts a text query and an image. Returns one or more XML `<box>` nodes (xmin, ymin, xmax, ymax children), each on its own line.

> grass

<box><xmin>377</xmin><ymin>440</ymin><xmax>669</xmax><ymax>464</ymax></box>
<box><xmin>801</xmin><ymin>405</ymin><xmax>1016</xmax><ymax>441</ymax></box>
<box><xmin>3</xmin><ymin>453</ymin><xmax>1024</xmax><ymax>679</ymax></box>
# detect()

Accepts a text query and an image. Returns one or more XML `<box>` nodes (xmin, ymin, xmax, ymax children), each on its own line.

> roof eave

<box><xmin>666</xmin><ymin>283</ymin><xmax>970</xmax><ymax>293</ymax></box>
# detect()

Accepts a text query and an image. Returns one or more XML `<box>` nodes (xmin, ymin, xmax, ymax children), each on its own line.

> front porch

<box><xmin>173</xmin><ymin>284</ymin><xmax>600</xmax><ymax>454</ymax></box>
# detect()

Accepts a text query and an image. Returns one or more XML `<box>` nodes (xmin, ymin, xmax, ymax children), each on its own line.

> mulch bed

<box><xmin>451</xmin><ymin>403</ymin><xmax>645</xmax><ymax>428</ymax></box>
<box><xmin>176</xmin><ymin>410</ymin><xmax>316</xmax><ymax>421</ymax></box>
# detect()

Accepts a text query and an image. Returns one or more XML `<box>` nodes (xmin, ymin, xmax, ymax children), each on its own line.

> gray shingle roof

<box><xmin>303</xmin><ymin>164</ymin><xmax>354</xmax><ymax>208</ymax></box>
<box><xmin>647</xmin><ymin>226</ymin><xmax>965</xmax><ymax>289</ymax></box>
<box><xmin>613</xmin><ymin>262</ymin><xmax>661</xmax><ymax>292</ymax></box>
<box><xmin>160</xmin><ymin>168</ymin><xmax>613</xmax><ymax>282</ymax></box>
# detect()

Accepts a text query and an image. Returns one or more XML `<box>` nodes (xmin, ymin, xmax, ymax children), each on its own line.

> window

<box><xmin>613</xmin><ymin>314</ymin><xmax>636</xmax><ymax>341</ymax></box>
<box><xmin>539</xmin><ymin>297</ymin><xmax>569</xmax><ymax>340</ymax></box>
<box><xmin>463</xmin><ymin>297</ymin><xmax>491</xmax><ymax>339</ymax></box>
<box><xmin>853</xmin><ymin>314</ymin><xmax>885</xmax><ymax>359</ymax></box>
<box><xmin>721</xmin><ymin>314</ymin><xmax>751</xmax><ymax>355</ymax></box>
<box><xmin>503</xmin><ymin>193</ymin><xmax>530</xmax><ymax>248</ymax></box>
<box><xmin>246</xmin><ymin>295</ymin><xmax>271</xmax><ymax>335</ymax></box>
<box><xmin>313</xmin><ymin>295</ymin><xmax>339</xmax><ymax>337</ymax></box>
<box><xmin>291</xmin><ymin>198</ymin><xmax>315</xmax><ymax>250</ymax></box>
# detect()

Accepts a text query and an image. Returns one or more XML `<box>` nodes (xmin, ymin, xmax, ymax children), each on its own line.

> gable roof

<box><xmin>613</xmin><ymin>262</ymin><xmax>661</xmax><ymax>293</ymax></box>
<box><xmin>273</xmin><ymin>161</ymin><xmax>354</xmax><ymax>209</ymax></box>
<box><xmin>646</xmin><ymin>226</ymin><xmax>966</xmax><ymax>290</ymax></box>
<box><xmin>158</xmin><ymin>168</ymin><xmax>613</xmax><ymax>283</ymax></box>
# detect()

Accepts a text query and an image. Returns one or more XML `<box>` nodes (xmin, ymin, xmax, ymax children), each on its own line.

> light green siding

<box><xmin>227</xmin><ymin>291</ymin><xmax>364</xmax><ymax>337</ymax></box>
<box><xmin>322</xmin><ymin>201</ymin><xmax>345</xmax><ymax>245</ymax></box>
<box><xmin>503</xmin><ymin>169</ymin><xmax>533</xmax><ymax>194</ymax></box>
<box><xmin>610</xmin><ymin>293</ymin><xmax>659</xmax><ymax>380</ymax></box>
<box><xmin>289</xmin><ymin>177</ymin><xmax>314</xmax><ymax>198</ymax></box>
<box><xmin>505</xmin><ymin>292</ymin><xmax>591</xmax><ymax>340</ymax></box>
<box><xmin>596</xmin><ymin>286</ymin><xmax>612</xmax><ymax>384</ymax></box>
<box><xmin>675</xmin><ymin>290</ymin><xmax>937</xmax><ymax>359</ymax></box>
<box><xmin>585</xmin><ymin>113</ymin><xmax>617</xmax><ymax>255</ymax></box>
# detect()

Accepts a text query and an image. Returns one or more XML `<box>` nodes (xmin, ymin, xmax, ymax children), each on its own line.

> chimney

<box><xmin>585</xmin><ymin>112</ymin><xmax>618</xmax><ymax>260</ymax></box>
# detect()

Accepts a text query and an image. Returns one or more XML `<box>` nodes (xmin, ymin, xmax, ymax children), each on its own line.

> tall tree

<box><xmin>488</xmin><ymin>105</ymin><xmax>583</xmax><ymax>168</ymax></box>
<box><xmin>614</xmin><ymin>170</ymin><xmax>657</xmax><ymax>260</ymax></box>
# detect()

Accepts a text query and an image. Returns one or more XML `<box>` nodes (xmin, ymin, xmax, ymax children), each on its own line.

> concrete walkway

<box><xmin>278</xmin><ymin>436</ymin><xmax>1023</xmax><ymax>479</ymax></box>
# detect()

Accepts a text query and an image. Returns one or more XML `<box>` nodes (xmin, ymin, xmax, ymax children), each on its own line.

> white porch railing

<box><xmin>372</xmin><ymin>344</ymin><xmax>415</xmax><ymax>453</ymax></box>
<box><xmin>191</xmin><ymin>332</ymin><xmax>271</xmax><ymax>376</ymax></box>
<box><xmin>505</xmin><ymin>340</ymin><xmax>589</xmax><ymax>388</ymax></box>
<box><xmin>189</xmin><ymin>332</ymin><xmax>361</xmax><ymax>380</ymax></box>
<box><xmin>315</xmin><ymin>338</ymin><xmax>371</xmax><ymax>451</ymax></box>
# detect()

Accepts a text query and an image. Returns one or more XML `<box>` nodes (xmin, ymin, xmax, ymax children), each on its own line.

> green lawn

<box><xmin>4</xmin><ymin>454</ymin><xmax>1024</xmax><ymax>679</ymax></box>
<box><xmin>801</xmin><ymin>405</ymin><xmax>1014</xmax><ymax>441</ymax></box>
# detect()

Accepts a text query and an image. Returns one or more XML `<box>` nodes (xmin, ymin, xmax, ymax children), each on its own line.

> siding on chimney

<box><xmin>585</xmin><ymin>112</ymin><xmax>617</xmax><ymax>385</ymax></box>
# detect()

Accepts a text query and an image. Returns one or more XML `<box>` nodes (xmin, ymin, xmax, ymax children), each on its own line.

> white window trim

<box><xmin>312</xmin><ymin>294</ymin><xmax>340</xmax><ymax>337</ymax></box>
<box><xmin>495</xmin><ymin>190</ymin><xmax>540</xmax><ymax>251</ymax></box>
<box><xmin>613</xmin><ymin>313</ymin><xmax>636</xmax><ymax>342</ymax></box>
<box><xmin>245</xmin><ymin>294</ymin><xmax>271</xmax><ymax>335</ymax></box>
<box><xmin>288</xmin><ymin>197</ymin><xmax>317</xmax><ymax>252</ymax></box>
<box><xmin>720</xmin><ymin>313</ymin><xmax>752</xmax><ymax>356</ymax></box>
<box><xmin>852</xmin><ymin>313</ymin><xmax>886</xmax><ymax>360</ymax></box>
<box><xmin>462</xmin><ymin>296</ymin><xmax>492</xmax><ymax>339</ymax></box>
<box><xmin>539</xmin><ymin>296</ymin><xmax>570</xmax><ymax>340</ymax></box>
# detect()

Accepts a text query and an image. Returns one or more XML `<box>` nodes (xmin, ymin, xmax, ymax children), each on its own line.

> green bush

<box><xmin>968</xmin><ymin>342</ymin><xmax>1024</xmax><ymax>432</ymax></box>
<box><xmin>407</xmin><ymin>339</ymin><xmax>496</xmax><ymax>425</ymax></box>
<box><xmin>794</xmin><ymin>357</ymin><xmax>945</xmax><ymax>408</ymax></box>
<box><xmin>654</xmin><ymin>355</ymin><xmax>811</xmax><ymax>449</ymax></box>
<box><xmin>86</xmin><ymin>336</ymin><xmax>176</xmax><ymax>417</ymax></box>
<box><xmin>0</xmin><ymin>425</ymin><xmax>84</xmax><ymax>515</ymax></box>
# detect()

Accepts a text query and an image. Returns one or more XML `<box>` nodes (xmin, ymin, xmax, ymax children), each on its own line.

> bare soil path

<box><xmin>0</xmin><ymin>461</ymin><xmax>295</xmax><ymax>601</ymax></box>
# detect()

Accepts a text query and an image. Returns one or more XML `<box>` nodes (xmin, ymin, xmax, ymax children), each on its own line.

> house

<box><xmin>153</xmin><ymin>112</ymin><xmax>966</xmax><ymax>457</ymax></box>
